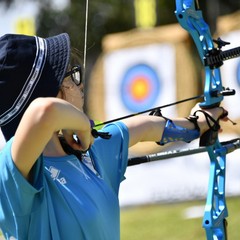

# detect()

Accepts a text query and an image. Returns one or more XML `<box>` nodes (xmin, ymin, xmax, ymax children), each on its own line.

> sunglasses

<box><xmin>64</xmin><ymin>65</ymin><xmax>82</xmax><ymax>86</ymax></box>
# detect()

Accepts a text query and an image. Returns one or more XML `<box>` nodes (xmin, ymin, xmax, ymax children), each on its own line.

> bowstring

<box><xmin>83</xmin><ymin>0</ymin><xmax>89</xmax><ymax>84</ymax></box>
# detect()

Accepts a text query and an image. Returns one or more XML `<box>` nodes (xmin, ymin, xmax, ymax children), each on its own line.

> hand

<box><xmin>62</xmin><ymin>128</ymin><xmax>94</xmax><ymax>152</ymax></box>
<box><xmin>190</xmin><ymin>103</ymin><xmax>229</xmax><ymax>134</ymax></box>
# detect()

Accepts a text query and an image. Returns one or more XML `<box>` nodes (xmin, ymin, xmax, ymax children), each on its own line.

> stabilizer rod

<box><xmin>128</xmin><ymin>138</ymin><xmax>240</xmax><ymax>166</ymax></box>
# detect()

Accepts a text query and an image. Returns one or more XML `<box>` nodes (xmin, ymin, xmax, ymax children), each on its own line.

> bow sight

<box><xmin>205</xmin><ymin>38</ymin><xmax>240</xmax><ymax>69</ymax></box>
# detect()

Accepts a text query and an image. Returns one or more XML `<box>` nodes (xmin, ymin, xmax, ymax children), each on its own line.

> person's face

<box><xmin>58</xmin><ymin>65</ymin><xmax>84</xmax><ymax>110</ymax></box>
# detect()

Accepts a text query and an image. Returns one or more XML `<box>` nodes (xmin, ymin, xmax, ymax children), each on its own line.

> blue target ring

<box><xmin>237</xmin><ymin>60</ymin><xmax>240</xmax><ymax>87</ymax></box>
<box><xmin>120</xmin><ymin>64</ymin><xmax>161</xmax><ymax>112</ymax></box>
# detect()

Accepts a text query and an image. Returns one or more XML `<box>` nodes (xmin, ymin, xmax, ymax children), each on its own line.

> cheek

<box><xmin>66</xmin><ymin>89</ymin><xmax>84</xmax><ymax>108</ymax></box>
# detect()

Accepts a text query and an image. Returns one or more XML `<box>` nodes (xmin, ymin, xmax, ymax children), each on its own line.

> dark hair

<box><xmin>70</xmin><ymin>47</ymin><xmax>83</xmax><ymax>68</ymax></box>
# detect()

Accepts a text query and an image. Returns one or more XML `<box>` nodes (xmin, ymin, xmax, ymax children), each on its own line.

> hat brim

<box><xmin>1</xmin><ymin>33</ymin><xmax>71</xmax><ymax>140</ymax></box>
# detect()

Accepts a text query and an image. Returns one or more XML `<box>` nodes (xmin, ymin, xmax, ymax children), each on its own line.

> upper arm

<box><xmin>11</xmin><ymin>98</ymin><xmax>59</xmax><ymax>179</ymax></box>
<box><xmin>11</xmin><ymin>97</ymin><xmax>92</xmax><ymax>179</ymax></box>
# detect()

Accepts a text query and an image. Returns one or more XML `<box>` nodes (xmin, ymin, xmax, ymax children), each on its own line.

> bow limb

<box><xmin>175</xmin><ymin>0</ymin><xmax>224</xmax><ymax>108</ymax></box>
<box><xmin>175</xmin><ymin>1</ymin><xmax>233</xmax><ymax>239</ymax></box>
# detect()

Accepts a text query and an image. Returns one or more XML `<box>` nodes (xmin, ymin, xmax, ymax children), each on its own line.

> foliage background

<box><xmin>1</xmin><ymin>0</ymin><xmax>239</xmax><ymax>54</ymax></box>
<box><xmin>1</xmin><ymin>0</ymin><xmax>238</xmax><ymax>99</ymax></box>
<box><xmin>36</xmin><ymin>1</ymin><xmax>238</xmax><ymax>69</ymax></box>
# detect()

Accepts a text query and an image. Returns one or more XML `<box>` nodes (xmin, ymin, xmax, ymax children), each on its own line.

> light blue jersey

<box><xmin>0</xmin><ymin>122</ymin><xmax>129</xmax><ymax>240</ymax></box>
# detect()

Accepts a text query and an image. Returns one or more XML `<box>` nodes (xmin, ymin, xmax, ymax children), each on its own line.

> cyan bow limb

<box><xmin>175</xmin><ymin>1</ymin><xmax>235</xmax><ymax>239</ymax></box>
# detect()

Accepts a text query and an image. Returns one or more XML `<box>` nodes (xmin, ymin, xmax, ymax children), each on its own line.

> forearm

<box><xmin>123</xmin><ymin>115</ymin><xmax>196</xmax><ymax>147</ymax></box>
<box><xmin>123</xmin><ymin>104</ymin><xmax>226</xmax><ymax>148</ymax></box>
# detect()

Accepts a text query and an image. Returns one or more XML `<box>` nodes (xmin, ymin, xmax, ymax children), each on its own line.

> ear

<box><xmin>57</xmin><ymin>87</ymin><xmax>65</xmax><ymax>100</ymax></box>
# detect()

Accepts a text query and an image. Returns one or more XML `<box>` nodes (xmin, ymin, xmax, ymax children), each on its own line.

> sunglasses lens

<box><xmin>71</xmin><ymin>66</ymin><xmax>81</xmax><ymax>85</ymax></box>
<box><xmin>73</xmin><ymin>71</ymin><xmax>81</xmax><ymax>85</ymax></box>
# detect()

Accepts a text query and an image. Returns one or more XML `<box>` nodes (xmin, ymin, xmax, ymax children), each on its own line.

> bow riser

<box><xmin>203</xmin><ymin>67</ymin><xmax>223</xmax><ymax>108</ymax></box>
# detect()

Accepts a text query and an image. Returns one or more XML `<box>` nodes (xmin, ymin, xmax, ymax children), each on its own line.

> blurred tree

<box><xmin>35</xmin><ymin>0</ymin><xmax>180</xmax><ymax>79</ymax></box>
<box><xmin>1</xmin><ymin>0</ymin><xmax>238</xmax><ymax>60</ymax></box>
<box><xmin>1</xmin><ymin>0</ymin><xmax>238</xmax><ymax>80</ymax></box>
<box><xmin>0</xmin><ymin>0</ymin><xmax>14</xmax><ymax>8</ymax></box>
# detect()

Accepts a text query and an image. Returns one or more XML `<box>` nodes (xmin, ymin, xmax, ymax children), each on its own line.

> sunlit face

<box><xmin>57</xmin><ymin>65</ymin><xmax>84</xmax><ymax>110</ymax></box>
<box><xmin>59</xmin><ymin>76</ymin><xmax>84</xmax><ymax>110</ymax></box>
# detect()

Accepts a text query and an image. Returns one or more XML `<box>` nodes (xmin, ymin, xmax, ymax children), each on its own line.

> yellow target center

<box><xmin>130</xmin><ymin>77</ymin><xmax>150</xmax><ymax>101</ymax></box>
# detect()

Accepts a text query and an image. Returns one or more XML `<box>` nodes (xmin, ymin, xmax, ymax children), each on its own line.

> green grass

<box><xmin>1</xmin><ymin>197</ymin><xmax>239</xmax><ymax>239</ymax></box>
<box><xmin>120</xmin><ymin>197</ymin><xmax>240</xmax><ymax>240</ymax></box>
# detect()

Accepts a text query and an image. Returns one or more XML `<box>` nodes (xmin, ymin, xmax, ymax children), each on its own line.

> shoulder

<box><xmin>91</xmin><ymin>121</ymin><xmax>129</xmax><ymax>159</ymax></box>
<box><xmin>102</xmin><ymin>121</ymin><xmax>129</xmax><ymax>137</ymax></box>
<box><xmin>0</xmin><ymin>137</ymin><xmax>14</xmax><ymax>166</ymax></box>
<box><xmin>0</xmin><ymin>137</ymin><xmax>43</xmax><ymax>189</ymax></box>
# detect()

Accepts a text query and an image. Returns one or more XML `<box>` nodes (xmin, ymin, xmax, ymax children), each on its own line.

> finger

<box><xmin>75</xmin><ymin>131</ymin><xmax>92</xmax><ymax>151</ymax></box>
<box><xmin>219</xmin><ymin>108</ymin><xmax>228</xmax><ymax>119</ymax></box>
<box><xmin>61</xmin><ymin>130</ymin><xmax>83</xmax><ymax>151</ymax></box>
<box><xmin>218</xmin><ymin>108</ymin><xmax>237</xmax><ymax>125</ymax></box>
<box><xmin>62</xmin><ymin>130</ymin><xmax>76</xmax><ymax>146</ymax></box>
<box><xmin>72</xmin><ymin>140</ymin><xmax>88</xmax><ymax>151</ymax></box>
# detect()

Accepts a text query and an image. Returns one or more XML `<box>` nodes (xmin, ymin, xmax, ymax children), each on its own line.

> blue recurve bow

<box><xmin>175</xmin><ymin>0</ymin><xmax>236</xmax><ymax>239</ymax></box>
<box><xmin>91</xmin><ymin>0</ymin><xmax>240</xmax><ymax>238</ymax></box>
<box><xmin>88</xmin><ymin>1</ymin><xmax>240</xmax><ymax>238</ymax></box>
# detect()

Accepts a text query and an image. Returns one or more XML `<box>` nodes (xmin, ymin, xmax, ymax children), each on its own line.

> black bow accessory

<box><xmin>91</xmin><ymin>129</ymin><xmax>111</xmax><ymax>139</ymax></box>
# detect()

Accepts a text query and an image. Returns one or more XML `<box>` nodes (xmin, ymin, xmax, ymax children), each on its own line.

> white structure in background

<box><xmin>0</xmin><ymin>1</ymin><xmax>39</xmax><ymax>36</ymax></box>
<box><xmin>221</xmin><ymin>29</ymin><xmax>240</xmax><ymax>118</ymax></box>
<box><xmin>0</xmin><ymin>0</ymin><xmax>69</xmax><ymax>36</ymax></box>
<box><xmin>104</xmin><ymin>43</ymin><xmax>177</xmax><ymax>120</ymax></box>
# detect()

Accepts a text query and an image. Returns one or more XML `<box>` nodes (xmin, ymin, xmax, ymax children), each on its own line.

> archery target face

<box><xmin>104</xmin><ymin>44</ymin><xmax>176</xmax><ymax>120</ymax></box>
<box><xmin>221</xmin><ymin>30</ymin><xmax>240</xmax><ymax>119</ymax></box>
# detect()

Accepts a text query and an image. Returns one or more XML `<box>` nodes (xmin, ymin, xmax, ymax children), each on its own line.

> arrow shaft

<box><xmin>95</xmin><ymin>94</ymin><xmax>203</xmax><ymax>127</ymax></box>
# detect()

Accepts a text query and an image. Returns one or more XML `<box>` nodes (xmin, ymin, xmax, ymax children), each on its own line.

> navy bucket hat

<box><xmin>0</xmin><ymin>33</ymin><xmax>70</xmax><ymax>141</ymax></box>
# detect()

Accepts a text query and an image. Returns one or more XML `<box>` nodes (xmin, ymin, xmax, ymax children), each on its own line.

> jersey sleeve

<box><xmin>0</xmin><ymin>137</ymin><xmax>44</xmax><ymax>218</ymax></box>
<box><xmin>90</xmin><ymin>122</ymin><xmax>129</xmax><ymax>195</ymax></box>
